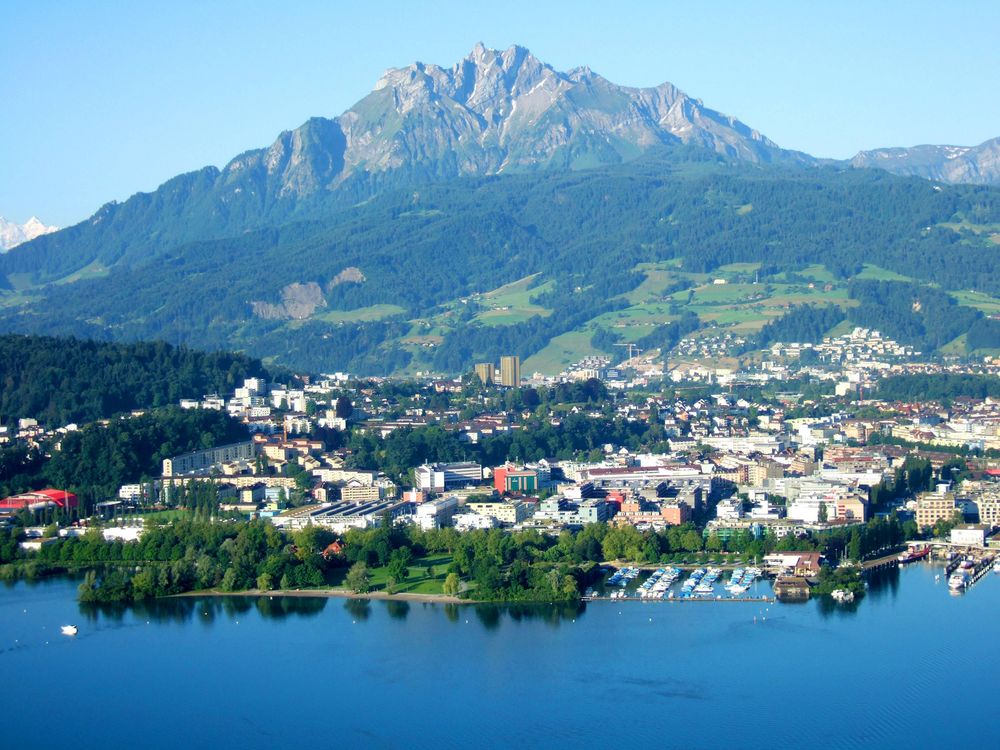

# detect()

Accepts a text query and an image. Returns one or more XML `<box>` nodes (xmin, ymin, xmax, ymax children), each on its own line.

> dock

<box><xmin>582</xmin><ymin>595</ymin><xmax>774</xmax><ymax>604</ymax></box>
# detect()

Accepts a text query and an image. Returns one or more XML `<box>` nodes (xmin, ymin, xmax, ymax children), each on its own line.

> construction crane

<box><xmin>615</xmin><ymin>342</ymin><xmax>642</xmax><ymax>364</ymax></box>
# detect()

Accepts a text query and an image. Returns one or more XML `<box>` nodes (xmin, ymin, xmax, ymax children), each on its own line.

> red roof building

<box><xmin>0</xmin><ymin>489</ymin><xmax>79</xmax><ymax>510</ymax></box>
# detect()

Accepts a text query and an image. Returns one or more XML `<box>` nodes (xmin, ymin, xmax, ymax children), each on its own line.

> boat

<box><xmin>897</xmin><ymin>546</ymin><xmax>930</xmax><ymax>564</ymax></box>
<box><xmin>831</xmin><ymin>589</ymin><xmax>855</xmax><ymax>603</ymax></box>
<box><xmin>948</xmin><ymin>572</ymin><xmax>968</xmax><ymax>591</ymax></box>
<box><xmin>60</xmin><ymin>625</ymin><xmax>78</xmax><ymax>636</ymax></box>
<box><xmin>993</xmin><ymin>559</ymin><xmax>1000</xmax><ymax>573</ymax></box>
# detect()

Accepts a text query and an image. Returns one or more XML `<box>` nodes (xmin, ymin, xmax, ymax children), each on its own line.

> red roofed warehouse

<box><xmin>0</xmin><ymin>489</ymin><xmax>79</xmax><ymax>511</ymax></box>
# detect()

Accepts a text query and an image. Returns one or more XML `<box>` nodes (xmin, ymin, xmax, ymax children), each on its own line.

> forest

<box><xmin>0</xmin><ymin>334</ymin><xmax>267</xmax><ymax>425</ymax></box>
<box><xmin>4</xmin><ymin>156</ymin><xmax>1000</xmax><ymax>371</ymax></box>
<box><xmin>0</xmin><ymin>407</ymin><xmax>248</xmax><ymax>513</ymax></box>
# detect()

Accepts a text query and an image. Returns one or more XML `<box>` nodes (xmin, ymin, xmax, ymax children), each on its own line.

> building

<box><xmin>493</xmin><ymin>465</ymin><xmax>546</xmax><ymax>494</ymax></box>
<box><xmin>915</xmin><ymin>489</ymin><xmax>959</xmax><ymax>531</ymax></box>
<box><xmin>466</xmin><ymin>500</ymin><xmax>534</xmax><ymax>525</ymax></box>
<box><xmin>415</xmin><ymin>496</ymin><xmax>459</xmax><ymax>530</ymax></box>
<box><xmin>454</xmin><ymin>513</ymin><xmax>498</xmax><ymax>531</ymax></box>
<box><xmin>475</xmin><ymin>363</ymin><xmax>495</xmax><ymax>385</ymax></box>
<box><xmin>977</xmin><ymin>496</ymin><xmax>1000</xmax><ymax>528</ymax></box>
<box><xmin>0</xmin><ymin>489</ymin><xmax>78</xmax><ymax>511</ymax></box>
<box><xmin>950</xmin><ymin>525</ymin><xmax>989</xmax><ymax>547</ymax></box>
<box><xmin>415</xmin><ymin>462</ymin><xmax>483</xmax><ymax>493</ymax></box>
<box><xmin>162</xmin><ymin>441</ymin><xmax>256</xmax><ymax>477</ymax></box>
<box><xmin>499</xmin><ymin>355</ymin><xmax>521</xmax><ymax>388</ymax></box>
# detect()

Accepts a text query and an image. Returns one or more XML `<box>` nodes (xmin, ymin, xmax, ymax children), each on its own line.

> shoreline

<box><xmin>168</xmin><ymin>588</ymin><xmax>470</xmax><ymax>604</ymax></box>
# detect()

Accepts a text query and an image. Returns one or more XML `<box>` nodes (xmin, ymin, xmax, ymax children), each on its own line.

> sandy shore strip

<box><xmin>170</xmin><ymin>588</ymin><xmax>468</xmax><ymax>604</ymax></box>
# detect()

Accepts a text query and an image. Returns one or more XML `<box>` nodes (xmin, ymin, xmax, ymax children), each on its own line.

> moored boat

<box><xmin>897</xmin><ymin>546</ymin><xmax>930</xmax><ymax>564</ymax></box>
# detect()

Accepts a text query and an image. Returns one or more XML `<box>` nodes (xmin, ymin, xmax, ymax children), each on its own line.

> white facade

<box><xmin>950</xmin><ymin>526</ymin><xmax>988</xmax><ymax>547</ymax></box>
<box><xmin>415</xmin><ymin>496</ymin><xmax>459</xmax><ymax>530</ymax></box>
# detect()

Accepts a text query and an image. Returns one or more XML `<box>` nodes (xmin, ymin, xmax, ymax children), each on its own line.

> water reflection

<box><xmin>79</xmin><ymin>593</ymin><xmax>327</xmax><ymax>625</ymax></box>
<box><xmin>866</xmin><ymin>566</ymin><xmax>901</xmax><ymax>601</ymax></box>
<box><xmin>385</xmin><ymin>600</ymin><xmax>410</xmax><ymax>621</ymax></box>
<box><xmin>344</xmin><ymin>598</ymin><xmax>371</xmax><ymax>621</ymax></box>
<box><xmin>814</xmin><ymin>595</ymin><xmax>860</xmax><ymax>619</ymax></box>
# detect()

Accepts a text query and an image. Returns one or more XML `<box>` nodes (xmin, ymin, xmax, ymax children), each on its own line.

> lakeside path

<box><xmin>170</xmin><ymin>588</ymin><xmax>468</xmax><ymax>604</ymax></box>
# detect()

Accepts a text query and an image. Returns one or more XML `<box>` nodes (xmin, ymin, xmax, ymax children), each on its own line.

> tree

<box><xmin>443</xmin><ymin>572</ymin><xmax>461</xmax><ymax>596</ymax></box>
<box><xmin>681</xmin><ymin>530</ymin><xmax>704</xmax><ymax>553</ymax></box>
<box><xmin>257</xmin><ymin>572</ymin><xmax>274</xmax><ymax>591</ymax></box>
<box><xmin>335</xmin><ymin>396</ymin><xmax>354</xmax><ymax>420</ymax></box>
<box><xmin>705</xmin><ymin>532</ymin><xmax>723</xmax><ymax>553</ymax></box>
<box><xmin>345</xmin><ymin>561</ymin><xmax>371</xmax><ymax>593</ymax></box>
<box><xmin>818</xmin><ymin>501</ymin><xmax>828</xmax><ymax>523</ymax></box>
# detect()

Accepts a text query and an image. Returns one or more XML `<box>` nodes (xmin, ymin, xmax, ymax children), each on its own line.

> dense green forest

<box><xmin>0</xmin><ymin>408</ymin><xmax>247</xmax><ymax>511</ymax></box>
<box><xmin>4</xmin><ymin>156</ymin><xmax>1000</xmax><ymax>371</ymax></box>
<box><xmin>0</xmin><ymin>335</ymin><xmax>267</xmax><ymax>425</ymax></box>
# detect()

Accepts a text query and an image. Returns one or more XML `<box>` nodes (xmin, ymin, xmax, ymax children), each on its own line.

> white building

<box><xmin>950</xmin><ymin>525</ymin><xmax>989</xmax><ymax>547</ymax></box>
<box><xmin>415</xmin><ymin>462</ymin><xmax>483</xmax><ymax>493</ymax></box>
<box><xmin>415</xmin><ymin>496</ymin><xmax>459</xmax><ymax>530</ymax></box>
<box><xmin>454</xmin><ymin>513</ymin><xmax>497</xmax><ymax>531</ymax></box>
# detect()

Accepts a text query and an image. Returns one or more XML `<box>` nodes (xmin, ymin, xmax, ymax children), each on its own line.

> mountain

<box><xmin>0</xmin><ymin>216</ymin><xmax>57</xmax><ymax>251</ymax></box>
<box><xmin>851</xmin><ymin>136</ymin><xmax>1000</xmax><ymax>184</ymax></box>
<box><xmin>0</xmin><ymin>44</ymin><xmax>818</xmax><ymax>283</ymax></box>
<box><xmin>1</xmin><ymin>45</ymin><xmax>1000</xmax><ymax>375</ymax></box>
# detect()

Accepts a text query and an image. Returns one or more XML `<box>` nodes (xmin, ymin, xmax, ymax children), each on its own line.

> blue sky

<box><xmin>3</xmin><ymin>0</ymin><xmax>999</xmax><ymax>227</ymax></box>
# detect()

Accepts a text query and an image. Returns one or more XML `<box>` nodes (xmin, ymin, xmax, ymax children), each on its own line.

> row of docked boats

<box><xmin>725</xmin><ymin>567</ymin><xmax>761</xmax><ymax>596</ymax></box>
<box><xmin>638</xmin><ymin>567</ymin><xmax>682</xmax><ymax>599</ymax></box>
<box><xmin>679</xmin><ymin>567</ymin><xmax>722</xmax><ymax>597</ymax></box>
<box><xmin>607</xmin><ymin>566</ymin><xmax>641</xmax><ymax>587</ymax></box>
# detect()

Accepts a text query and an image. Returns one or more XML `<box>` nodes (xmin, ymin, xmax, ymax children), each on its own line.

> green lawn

<box><xmin>951</xmin><ymin>290</ymin><xmax>1000</xmax><ymax>315</ymax></box>
<box><xmin>523</xmin><ymin>330</ymin><xmax>604</xmax><ymax>374</ymax></box>
<box><xmin>473</xmin><ymin>274</ymin><xmax>553</xmax><ymax>326</ymax></box>
<box><xmin>331</xmin><ymin>554</ymin><xmax>454</xmax><ymax>595</ymax></box>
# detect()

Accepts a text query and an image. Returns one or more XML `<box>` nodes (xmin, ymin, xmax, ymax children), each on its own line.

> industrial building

<box><xmin>0</xmin><ymin>489</ymin><xmax>78</xmax><ymax>511</ymax></box>
<box><xmin>415</xmin><ymin>462</ymin><xmax>483</xmax><ymax>493</ymax></box>
<box><xmin>162</xmin><ymin>441</ymin><xmax>256</xmax><ymax>477</ymax></box>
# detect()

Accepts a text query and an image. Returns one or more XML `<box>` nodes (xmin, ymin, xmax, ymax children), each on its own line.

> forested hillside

<box><xmin>3</xmin><ymin>157</ymin><xmax>1000</xmax><ymax>372</ymax></box>
<box><xmin>0</xmin><ymin>335</ymin><xmax>267</xmax><ymax>425</ymax></box>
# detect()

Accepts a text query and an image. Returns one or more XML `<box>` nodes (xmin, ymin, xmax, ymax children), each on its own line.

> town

<box><xmin>3</xmin><ymin>338</ymin><xmax>1000</xmax><ymax>603</ymax></box>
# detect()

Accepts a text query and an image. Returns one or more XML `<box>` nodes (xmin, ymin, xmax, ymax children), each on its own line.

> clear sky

<box><xmin>3</xmin><ymin>0</ymin><xmax>999</xmax><ymax>227</ymax></box>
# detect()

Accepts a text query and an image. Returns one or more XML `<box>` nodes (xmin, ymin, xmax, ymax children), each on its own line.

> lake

<box><xmin>1</xmin><ymin>564</ymin><xmax>995</xmax><ymax>749</ymax></box>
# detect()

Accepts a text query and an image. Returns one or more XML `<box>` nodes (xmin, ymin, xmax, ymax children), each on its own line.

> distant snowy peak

<box><xmin>0</xmin><ymin>215</ymin><xmax>58</xmax><ymax>251</ymax></box>
<box><xmin>851</xmin><ymin>137</ymin><xmax>1000</xmax><ymax>184</ymax></box>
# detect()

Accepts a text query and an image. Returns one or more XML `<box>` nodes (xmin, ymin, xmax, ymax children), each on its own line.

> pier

<box><xmin>582</xmin><ymin>594</ymin><xmax>774</xmax><ymax>603</ymax></box>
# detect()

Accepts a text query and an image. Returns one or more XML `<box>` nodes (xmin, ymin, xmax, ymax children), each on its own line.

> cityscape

<box><xmin>3</xmin><ymin>4</ymin><xmax>1000</xmax><ymax>748</ymax></box>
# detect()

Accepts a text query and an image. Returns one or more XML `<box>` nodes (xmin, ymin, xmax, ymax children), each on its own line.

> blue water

<box><xmin>1</xmin><ymin>565</ymin><xmax>994</xmax><ymax>750</ymax></box>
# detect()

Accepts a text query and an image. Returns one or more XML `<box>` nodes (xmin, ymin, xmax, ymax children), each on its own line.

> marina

<box><xmin>584</xmin><ymin>565</ymin><xmax>773</xmax><ymax>603</ymax></box>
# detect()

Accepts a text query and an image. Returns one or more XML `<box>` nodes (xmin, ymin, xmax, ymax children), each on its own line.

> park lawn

<box><xmin>334</xmin><ymin>554</ymin><xmax>454</xmax><ymax>595</ymax></box>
